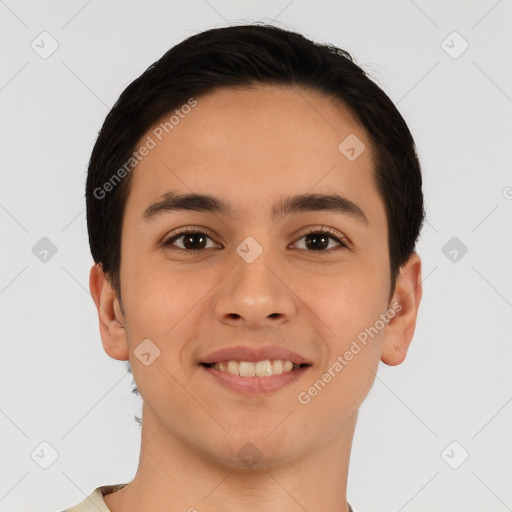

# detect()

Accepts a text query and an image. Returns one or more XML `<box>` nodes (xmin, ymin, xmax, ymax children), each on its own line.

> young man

<box><xmin>65</xmin><ymin>23</ymin><xmax>424</xmax><ymax>512</ymax></box>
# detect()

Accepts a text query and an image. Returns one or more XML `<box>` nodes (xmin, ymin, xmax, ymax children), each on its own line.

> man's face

<box><xmin>116</xmin><ymin>85</ymin><xmax>394</xmax><ymax>466</ymax></box>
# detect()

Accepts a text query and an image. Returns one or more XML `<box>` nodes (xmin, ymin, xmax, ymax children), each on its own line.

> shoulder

<box><xmin>61</xmin><ymin>483</ymin><xmax>128</xmax><ymax>512</ymax></box>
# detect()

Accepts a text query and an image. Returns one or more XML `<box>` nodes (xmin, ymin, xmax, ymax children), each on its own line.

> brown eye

<box><xmin>163</xmin><ymin>229</ymin><xmax>218</xmax><ymax>251</ymax></box>
<box><xmin>293</xmin><ymin>228</ymin><xmax>348</xmax><ymax>252</ymax></box>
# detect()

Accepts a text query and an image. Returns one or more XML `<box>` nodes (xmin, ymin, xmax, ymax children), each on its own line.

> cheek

<box><xmin>122</xmin><ymin>266</ymin><xmax>200</xmax><ymax>403</ymax></box>
<box><xmin>122</xmin><ymin>258</ymin><xmax>229</xmax><ymax>385</ymax></box>
<box><xmin>294</xmin><ymin>257</ymin><xmax>389</xmax><ymax>411</ymax></box>
<box><xmin>298</xmin><ymin>260</ymin><xmax>389</xmax><ymax>338</ymax></box>
<box><xmin>121</xmin><ymin>256</ymin><xmax>196</xmax><ymax>345</ymax></box>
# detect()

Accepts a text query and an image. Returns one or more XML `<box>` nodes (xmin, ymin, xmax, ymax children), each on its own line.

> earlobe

<box><xmin>381</xmin><ymin>252</ymin><xmax>422</xmax><ymax>366</ymax></box>
<box><xmin>89</xmin><ymin>263</ymin><xmax>129</xmax><ymax>361</ymax></box>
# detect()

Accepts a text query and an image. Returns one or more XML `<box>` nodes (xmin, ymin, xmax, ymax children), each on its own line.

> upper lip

<box><xmin>200</xmin><ymin>345</ymin><xmax>312</xmax><ymax>365</ymax></box>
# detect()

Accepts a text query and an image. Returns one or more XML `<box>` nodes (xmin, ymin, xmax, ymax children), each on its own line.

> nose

<box><xmin>213</xmin><ymin>246</ymin><xmax>296</xmax><ymax>329</ymax></box>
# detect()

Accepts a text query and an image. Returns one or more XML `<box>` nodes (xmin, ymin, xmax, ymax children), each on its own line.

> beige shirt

<box><xmin>62</xmin><ymin>484</ymin><xmax>127</xmax><ymax>511</ymax></box>
<box><xmin>63</xmin><ymin>484</ymin><xmax>355</xmax><ymax>511</ymax></box>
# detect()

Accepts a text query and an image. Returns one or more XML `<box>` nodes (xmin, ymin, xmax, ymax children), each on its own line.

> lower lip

<box><xmin>200</xmin><ymin>365</ymin><xmax>311</xmax><ymax>395</ymax></box>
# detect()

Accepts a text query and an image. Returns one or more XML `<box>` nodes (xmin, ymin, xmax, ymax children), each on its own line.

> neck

<box><xmin>104</xmin><ymin>405</ymin><xmax>357</xmax><ymax>512</ymax></box>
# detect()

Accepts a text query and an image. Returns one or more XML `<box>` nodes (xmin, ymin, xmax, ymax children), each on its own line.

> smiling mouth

<box><xmin>200</xmin><ymin>360</ymin><xmax>311</xmax><ymax>377</ymax></box>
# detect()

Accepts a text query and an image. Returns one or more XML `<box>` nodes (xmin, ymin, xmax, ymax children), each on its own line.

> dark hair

<box><xmin>86</xmin><ymin>23</ymin><xmax>425</xmax><ymax>423</ymax></box>
<box><xmin>86</xmin><ymin>22</ymin><xmax>424</xmax><ymax>303</ymax></box>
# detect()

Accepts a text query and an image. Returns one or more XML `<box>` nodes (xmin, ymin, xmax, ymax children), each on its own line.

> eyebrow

<box><xmin>142</xmin><ymin>190</ymin><xmax>369</xmax><ymax>226</ymax></box>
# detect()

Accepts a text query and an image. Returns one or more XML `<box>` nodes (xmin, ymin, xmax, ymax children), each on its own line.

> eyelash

<box><xmin>161</xmin><ymin>226</ymin><xmax>349</xmax><ymax>253</ymax></box>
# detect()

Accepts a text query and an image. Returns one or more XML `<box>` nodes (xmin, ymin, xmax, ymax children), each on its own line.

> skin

<box><xmin>90</xmin><ymin>85</ymin><xmax>422</xmax><ymax>512</ymax></box>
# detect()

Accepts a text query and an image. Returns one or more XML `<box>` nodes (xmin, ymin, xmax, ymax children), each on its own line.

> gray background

<box><xmin>1</xmin><ymin>0</ymin><xmax>511</xmax><ymax>511</ymax></box>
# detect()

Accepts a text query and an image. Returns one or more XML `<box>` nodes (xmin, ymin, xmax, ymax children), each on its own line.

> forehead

<box><xmin>123</xmin><ymin>85</ymin><xmax>385</xmax><ymax>228</ymax></box>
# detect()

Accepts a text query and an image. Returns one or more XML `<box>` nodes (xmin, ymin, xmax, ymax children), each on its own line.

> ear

<box><xmin>381</xmin><ymin>252</ymin><xmax>422</xmax><ymax>366</ymax></box>
<box><xmin>89</xmin><ymin>263</ymin><xmax>129</xmax><ymax>361</ymax></box>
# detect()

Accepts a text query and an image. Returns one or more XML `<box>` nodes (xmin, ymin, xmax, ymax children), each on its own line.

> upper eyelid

<box><xmin>298</xmin><ymin>227</ymin><xmax>350</xmax><ymax>248</ymax></box>
<box><xmin>163</xmin><ymin>226</ymin><xmax>220</xmax><ymax>244</ymax></box>
<box><xmin>302</xmin><ymin>226</ymin><xmax>348</xmax><ymax>242</ymax></box>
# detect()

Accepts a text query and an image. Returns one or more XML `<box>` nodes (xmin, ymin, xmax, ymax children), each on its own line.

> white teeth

<box><xmin>211</xmin><ymin>359</ymin><xmax>301</xmax><ymax>377</ymax></box>
<box><xmin>255</xmin><ymin>360</ymin><xmax>272</xmax><ymax>377</ymax></box>
<box><xmin>272</xmin><ymin>359</ymin><xmax>283</xmax><ymax>374</ymax></box>
<box><xmin>282</xmin><ymin>360</ymin><xmax>293</xmax><ymax>372</ymax></box>
<box><xmin>226</xmin><ymin>360</ymin><xmax>239</xmax><ymax>375</ymax></box>
<box><xmin>239</xmin><ymin>361</ymin><xmax>255</xmax><ymax>377</ymax></box>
